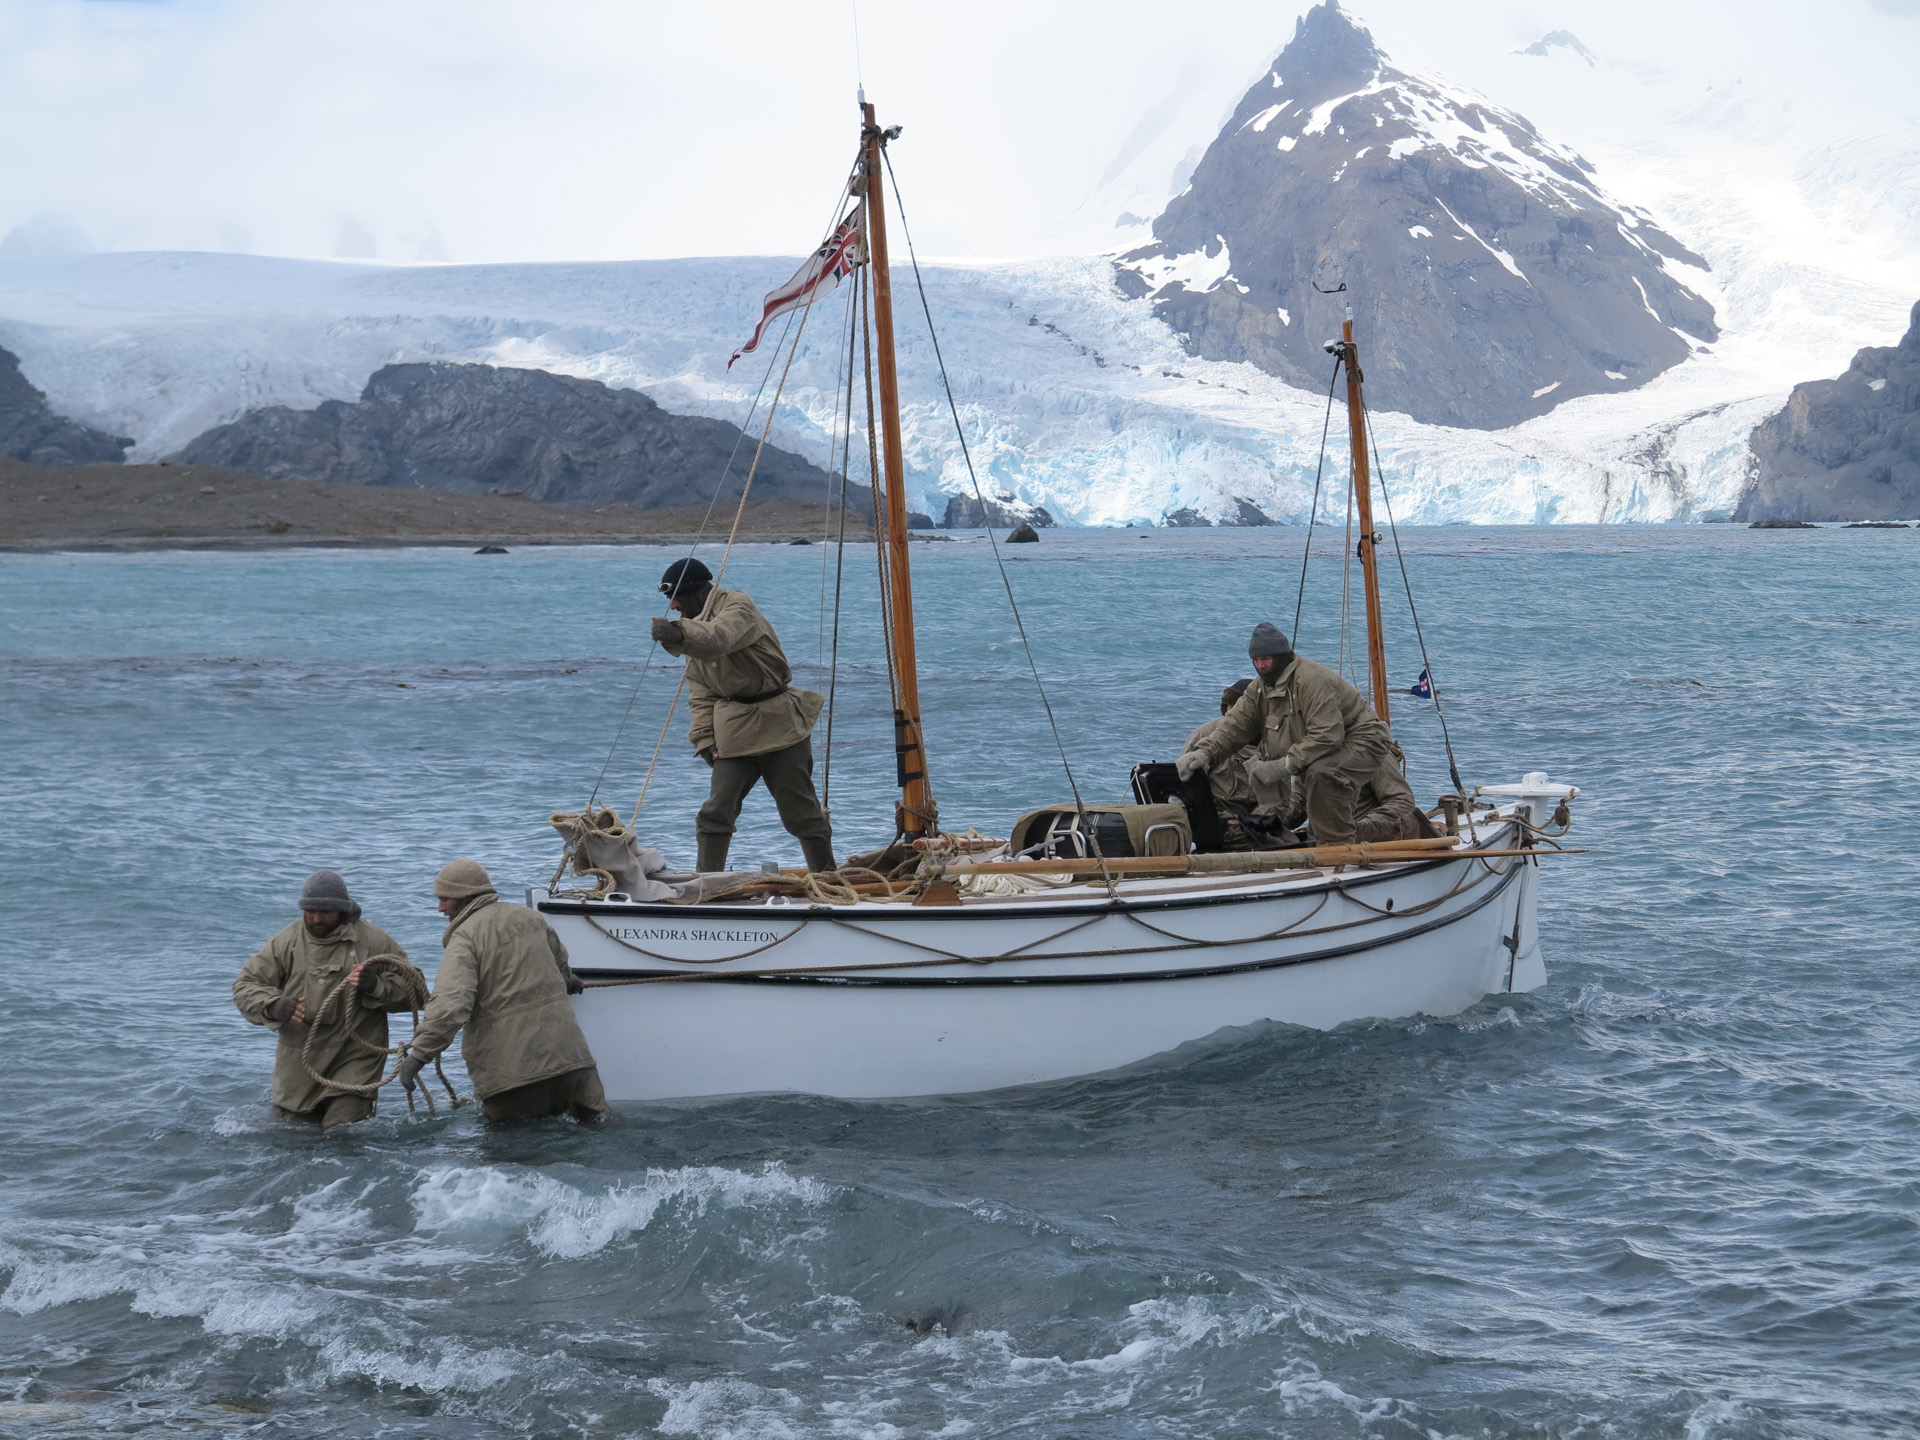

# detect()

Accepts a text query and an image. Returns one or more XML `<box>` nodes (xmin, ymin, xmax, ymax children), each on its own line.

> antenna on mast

<box><xmin>852</xmin><ymin>0</ymin><xmax>866</xmax><ymax>93</ymax></box>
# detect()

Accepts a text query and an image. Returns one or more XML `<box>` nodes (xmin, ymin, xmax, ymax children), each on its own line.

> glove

<box><xmin>698</xmin><ymin>746</ymin><xmax>717</xmax><ymax>767</ymax></box>
<box><xmin>396</xmin><ymin>1054</ymin><xmax>425</xmax><ymax>1094</ymax></box>
<box><xmin>355</xmin><ymin>965</ymin><xmax>382</xmax><ymax>996</ymax></box>
<box><xmin>1246</xmin><ymin>757</ymin><xmax>1293</xmax><ymax>787</ymax></box>
<box><xmin>1175</xmin><ymin>749</ymin><xmax>1212</xmax><ymax>782</ymax></box>
<box><xmin>650</xmin><ymin>616</ymin><xmax>683</xmax><ymax>644</ymax></box>
<box><xmin>566</xmin><ymin>973</ymin><xmax>586</xmax><ymax>996</ymax></box>
<box><xmin>263</xmin><ymin>994</ymin><xmax>299</xmax><ymax>1024</ymax></box>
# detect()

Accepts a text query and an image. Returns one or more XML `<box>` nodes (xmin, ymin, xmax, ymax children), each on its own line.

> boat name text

<box><xmin>608</xmin><ymin>926</ymin><xmax>785</xmax><ymax>944</ymax></box>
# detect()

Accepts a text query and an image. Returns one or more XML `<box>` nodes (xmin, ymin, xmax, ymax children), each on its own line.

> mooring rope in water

<box><xmin>298</xmin><ymin>955</ymin><xmax>464</xmax><ymax>1114</ymax></box>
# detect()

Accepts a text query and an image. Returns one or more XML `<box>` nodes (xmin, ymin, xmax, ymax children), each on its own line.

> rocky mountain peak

<box><xmin>1738</xmin><ymin>298</ymin><xmax>1920</xmax><ymax>521</ymax></box>
<box><xmin>1116</xmin><ymin>1</ymin><xmax>1719</xmax><ymax>429</ymax></box>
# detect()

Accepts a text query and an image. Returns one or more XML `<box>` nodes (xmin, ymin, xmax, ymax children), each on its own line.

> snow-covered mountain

<box><xmin>1116</xmin><ymin>1</ymin><xmax>1718</xmax><ymax>429</ymax></box>
<box><xmin>0</xmin><ymin>247</ymin><xmax>1775</xmax><ymax>525</ymax></box>
<box><xmin>0</xmin><ymin>4</ymin><xmax>1915</xmax><ymax>528</ymax></box>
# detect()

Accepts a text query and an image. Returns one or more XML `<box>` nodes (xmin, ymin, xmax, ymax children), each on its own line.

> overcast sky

<box><xmin>1</xmin><ymin>0</ymin><xmax>1915</xmax><ymax>265</ymax></box>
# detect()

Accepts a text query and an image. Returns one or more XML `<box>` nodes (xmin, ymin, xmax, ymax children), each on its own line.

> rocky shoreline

<box><xmin>0</xmin><ymin>458</ymin><xmax>879</xmax><ymax>552</ymax></box>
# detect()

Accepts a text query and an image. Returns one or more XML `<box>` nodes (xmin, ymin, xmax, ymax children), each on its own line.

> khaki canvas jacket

<box><xmin>233</xmin><ymin>917</ymin><xmax>414</xmax><ymax>1114</ymax></box>
<box><xmin>1198</xmin><ymin>655</ymin><xmax>1391</xmax><ymax>774</ymax></box>
<box><xmin>1184</xmin><ymin>719</ymin><xmax>1258</xmax><ymax>816</ymax></box>
<box><xmin>409</xmin><ymin>893</ymin><xmax>595</xmax><ymax>1100</ymax></box>
<box><xmin>661</xmin><ymin>588</ymin><xmax>824</xmax><ymax>758</ymax></box>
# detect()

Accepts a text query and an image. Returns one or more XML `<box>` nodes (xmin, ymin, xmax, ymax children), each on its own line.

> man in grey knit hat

<box><xmin>1177</xmin><ymin>623</ymin><xmax>1416</xmax><ymax>845</ymax></box>
<box><xmin>399</xmin><ymin>858</ymin><xmax>607</xmax><ymax>1124</ymax></box>
<box><xmin>232</xmin><ymin>870</ymin><xmax>417</xmax><ymax>1129</ymax></box>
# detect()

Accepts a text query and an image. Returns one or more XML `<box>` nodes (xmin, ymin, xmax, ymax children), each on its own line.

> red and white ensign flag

<box><xmin>728</xmin><ymin>203</ymin><xmax>865</xmax><ymax>369</ymax></box>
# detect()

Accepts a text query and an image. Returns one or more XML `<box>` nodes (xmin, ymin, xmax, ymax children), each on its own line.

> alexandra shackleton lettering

<box><xmin>612</xmin><ymin>927</ymin><xmax>785</xmax><ymax>943</ymax></box>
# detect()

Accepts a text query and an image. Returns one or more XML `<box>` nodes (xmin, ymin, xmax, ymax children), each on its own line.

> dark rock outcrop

<box><xmin>1222</xmin><ymin>498</ymin><xmax>1274</xmax><ymax>526</ymax></box>
<box><xmin>941</xmin><ymin>492</ymin><xmax>1055</xmax><ymax>529</ymax></box>
<box><xmin>1736</xmin><ymin>300</ymin><xmax>1920</xmax><ymax>522</ymax></box>
<box><xmin>0</xmin><ymin>346</ymin><xmax>132</xmax><ymax>467</ymax></box>
<box><xmin>171</xmin><ymin>362</ymin><xmax>867</xmax><ymax>515</ymax></box>
<box><xmin>1115</xmin><ymin>1</ymin><xmax>1717</xmax><ymax>430</ymax></box>
<box><xmin>1163</xmin><ymin>507</ymin><xmax>1212</xmax><ymax>527</ymax></box>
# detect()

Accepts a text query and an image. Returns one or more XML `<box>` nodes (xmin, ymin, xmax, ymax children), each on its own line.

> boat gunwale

<box><xmin>536</xmin><ymin>845</ymin><xmax>1522</xmax><ymax>926</ymax></box>
<box><xmin>556</xmin><ymin>856</ymin><xmax>1526</xmax><ymax>987</ymax></box>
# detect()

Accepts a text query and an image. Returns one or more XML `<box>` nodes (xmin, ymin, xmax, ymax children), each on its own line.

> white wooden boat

<box><xmin>544</xmin><ymin>96</ymin><xmax>1580</xmax><ymax>1101</ymax></box>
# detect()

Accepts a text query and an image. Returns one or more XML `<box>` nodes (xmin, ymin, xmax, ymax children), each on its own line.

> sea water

<box><xmin>1</xmin><ymin>526</ymin><xmax>1916</xmax><ymax>1438</ymax></box>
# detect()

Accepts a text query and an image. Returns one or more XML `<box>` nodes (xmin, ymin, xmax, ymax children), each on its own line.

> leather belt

<box><xmin>719</xmin><ymin>685</ymin><xmax>789</xmax><ymax>705</ymax></box>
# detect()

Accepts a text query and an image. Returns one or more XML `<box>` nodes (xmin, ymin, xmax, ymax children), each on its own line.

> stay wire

<box><xmin>823</xmin><ymin>269</ymin><xmax>864</xmax><ymax>810</ymax></box>
<box><xmin>1362</xmin><ymin>393</ymin><xmax>1466</xmax><ymax>797</ymax></box>
<box><xmin>584</xmin><ymin>302</ymin><xmax>798</xmax><ymax>810</ymax></box>
<box><xmin>1291</xmin><ymin>358</ymin><xmax>1345</xmax><ymax>645</ymax></box>
<box><xmin>879</xmin><ymin>149</ymin><xmax>1111</xmax><ymax>893</ymax></box>
<box><xmin>590</xmin><ymin>170</ymin><xmax>861</xmax><ymax>816</ymax></box>
<box><xmin>819</xmin><ymin>272</ymin><xmax>859</xmax><ymax>673</ymax></box>
<box><xmin>628</xmin><ymin>201</ymin><xmax>855</xmax><ymax>829</ymax></box>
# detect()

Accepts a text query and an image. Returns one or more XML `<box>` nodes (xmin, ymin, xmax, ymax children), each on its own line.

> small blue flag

<box><xmin>1409</xmin><ymin>666</ymin><xmax>1433</xmax><ymax>700</ymax></box>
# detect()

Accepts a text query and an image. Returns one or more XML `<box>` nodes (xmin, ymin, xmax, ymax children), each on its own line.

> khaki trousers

<box><xmin>1297</xmin><ymin>730</ymin><xmax>1395</xmax><ymax>846</ymax></box>
<box><xmin>696</xmin><ymin>736</ymin><xmax>835</xmax><ymax>872</ymax></box>
<box><xmin>273</xmin><ymin>1094</ymin><xmax>375</xmax><ymax>1130</ymax></box>
<box><xmin>480</xmin><ymin>1065</ymin><xmax>610</xmax><ymax>1124</ymax></box>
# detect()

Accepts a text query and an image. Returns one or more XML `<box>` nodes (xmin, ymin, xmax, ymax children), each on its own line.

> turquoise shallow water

<box><xmin>1</xmin><ymin>526</ymin><xmax>1917</xmax><ymax>1438</ymax></box>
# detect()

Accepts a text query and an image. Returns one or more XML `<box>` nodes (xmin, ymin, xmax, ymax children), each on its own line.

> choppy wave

<box><xmin>3</xmin><ymin>533</ymin><xmax>1918</xmax><ymax>1437</ymax></box>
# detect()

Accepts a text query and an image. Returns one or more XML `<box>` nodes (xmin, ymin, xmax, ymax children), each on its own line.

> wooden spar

<box><xmin>860</xmin><ymin>99</ymin><xmax>938</xmax><ymax>840</ymax></box>
<box><xmin>1339</xmin><ymin>309</ymin><xmax>1392</xmax><ymax>723</ymax></box>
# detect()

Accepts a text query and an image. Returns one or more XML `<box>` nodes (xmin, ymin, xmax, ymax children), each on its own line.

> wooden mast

<box><xmin>860</xmin><ymin>97</ymin><xmax>937</xmax><ymax>838</ymax></box>
<box><xmin>1338</xmin><ymin>308</ymin><xmax>1392</xmax><ymax>723</ymax></box>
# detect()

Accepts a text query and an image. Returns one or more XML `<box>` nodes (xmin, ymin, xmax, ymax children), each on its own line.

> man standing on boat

<box><xmin>231</xmin><ymin>870</ymin><xmax>416</xmax><ymax>1130</ymax></box>
<box><xmin>1177</xmin><ymin>623</ymin><xmax>1420</xmax><ymax>845</ymax></box>
<box><xmin>649</xmin><ymin>557</ymin><xmax>836</xmax><ymax>874</ymax></box>
<box><xmin>397</xmin><ymin>859</ymin><xmax>608</xmax><ymax>1124</ymax></box>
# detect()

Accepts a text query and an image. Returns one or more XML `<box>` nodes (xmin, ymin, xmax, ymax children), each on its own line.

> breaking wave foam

<box><xmin>411</xmin><ymin>1162</ymin><xmax>833</xmax><ymax>1259</ymax></box>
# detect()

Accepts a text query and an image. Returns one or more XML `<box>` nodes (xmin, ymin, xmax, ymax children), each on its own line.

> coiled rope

<box><xmin>299</xmin><ymin>955</ymin><xmax>464</xmax><ymax>1114</ymax></box>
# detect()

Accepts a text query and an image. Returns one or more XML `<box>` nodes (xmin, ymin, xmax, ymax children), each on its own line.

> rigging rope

<box><xmin>822</xmin><ymin>266</ymin><xmax>864</xmax><ymax>811</ymax></box>
<box><xmin>1361</xmin><ymin>393</ymin><xmax>1466</xmax><ymax>798</ymax></box>
<box><xmin>878</xmin><ymin>148</ymin><xmax>1114</xmax><ymax>896</ymax></box>
<box><xmin>1291</xmin><ymin>358</ymin><xmax>1345</xmax><ymax>644</ymax></box>
<box><xmin>584</xmin><ymin>304</ymin><xmax>802</xmax><ymax>811</ymax></box>
<box><xmin>628</xmin><ymin>269</ymin><xmax>838</xmax><ymax>828</ymax></box>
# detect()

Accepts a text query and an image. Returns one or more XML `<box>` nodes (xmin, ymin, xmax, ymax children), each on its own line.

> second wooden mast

<box><xmin>1335</xmin><ymin>307</ymin><xmax>1392</xmax><ymax>724</ymax></box>
<box><xmin>859</xmin><ymin>99</ymin><xmax>937</xmax><ymax>840</ymax></box>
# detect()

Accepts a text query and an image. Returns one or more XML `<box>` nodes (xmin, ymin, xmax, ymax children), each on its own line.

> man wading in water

<box><xmin>650</xmin><ymin>557</ymin><xmax>836</xmax><ymax>873</ymax></box>
<box><xmin>232</xmin><ymin>870</ymin><xmax>416</xmax><ymax>1130</ymax></box>
<box><xmin>398</xmin><ymin>859</ymin><xmax>608</xmax><ymax>1124</ymax></box>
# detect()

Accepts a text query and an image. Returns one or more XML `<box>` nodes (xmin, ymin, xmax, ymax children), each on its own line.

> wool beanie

<box><xmin>1247</xmin><ymin>622</ymin><xmax>1295</xmax><ymax>660</ymax></box>
<box><xmin>658</xmin><ymin>557</ymin><xmax>713</xmax><ymax>600</ymax></box>
<box><xmin>1220</xmin><ymin>678</ymin><xmax>1254</xmax><ymax>714</ymax></box>
<box><xmin>434</xmin><ymin>857</ymin><xmax>496</xmax><ymax>902</ymax></box>
<box><xmin>298</xmin><ymin>869</ymin><xmax>361</xmax><ymax>918</ymax></box>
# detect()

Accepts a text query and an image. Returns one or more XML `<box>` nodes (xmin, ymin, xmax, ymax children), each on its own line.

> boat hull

<box><xmin>544</xmin><ymin>846</ymin><xmax>1546</xmax><ymax>1101</ymax></box>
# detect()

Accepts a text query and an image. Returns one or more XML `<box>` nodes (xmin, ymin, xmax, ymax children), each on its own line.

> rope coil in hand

<box><xmin>299</xmin><ymin>954</ymin><xmax>466</xmax><ymax>1114</ymax></box>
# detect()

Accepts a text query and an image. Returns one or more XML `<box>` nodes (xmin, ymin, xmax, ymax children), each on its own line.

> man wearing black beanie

<box><xmin>650</xmin><ymin>559</ymin><xmax>835</xmax><ymax>873</ymax></box>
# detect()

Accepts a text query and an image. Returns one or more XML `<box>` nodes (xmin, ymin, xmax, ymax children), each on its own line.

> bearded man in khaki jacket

<box><xmin>232</xmin><ymin>870</ymin><xmax>416</xmax><ymax>1129</ymax></box>
<box><xmin>398</xmin><ymin>859</ymin><xmax>608</xmax><ymax>1124</ymax></box>
<box><xmin>1178</xmin><ymin>623</ymin><xmax>1418</xmax><ymax>845</ymax></box>
<box><xmin>650</xmin><ymin>557</ymin><xmax>836</xmax><ymax>873</ymax></box>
